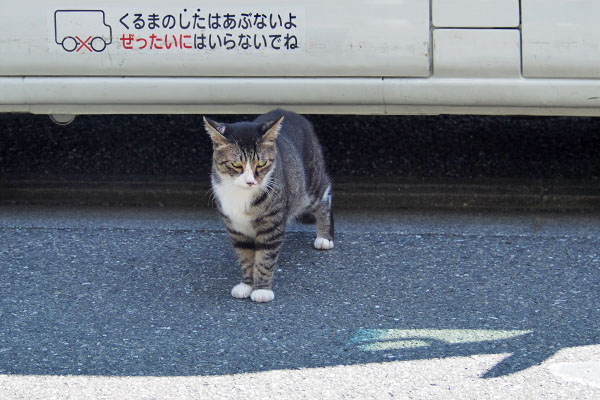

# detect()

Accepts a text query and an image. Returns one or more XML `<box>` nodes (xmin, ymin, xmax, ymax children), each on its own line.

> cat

<box><xmin>204</xmin><ymin>109</ymin><xmax>334</xmax><ymax>303</ymax></box>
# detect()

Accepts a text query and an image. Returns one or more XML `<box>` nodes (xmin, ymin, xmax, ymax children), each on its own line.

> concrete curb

<box><xmin>2</xmin><ymin>178</ymin><xmax>600</xmax><ymax>211</ymax></box>
<box><xmin>332</xmin><ymin>179</ymin><xmax>600</xmax><ymax>211</ymax></box>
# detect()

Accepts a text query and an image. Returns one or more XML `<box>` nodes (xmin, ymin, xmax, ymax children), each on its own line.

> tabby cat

<box><xmin>204</xmin><ymin>109</ymin><xmax>334</xmax><ymax>303</ymax></box>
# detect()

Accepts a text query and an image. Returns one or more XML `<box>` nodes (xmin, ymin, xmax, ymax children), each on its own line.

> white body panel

<box><xmin>0</xmin><ymin>0</ymin><xmax>430</xmax><ymax>77</ymax></box>
<box><xmin>432</xmin><ymin>0</ymin><xmax>520</xmax><ymax>28</ymax></box>
<box><xmin>1</xmin><ymin>0</ymin><xmax>600</xmax><ymax>116</ymax></box>
<box><xmin>522</xmin><ymin>0</ymin><xmax>600</xmax><ymax>78</ymax></box>
<box><xmin>433</xmin><ymin>30</ymin><xmax>521</xmax><ymax>78</ymax></box>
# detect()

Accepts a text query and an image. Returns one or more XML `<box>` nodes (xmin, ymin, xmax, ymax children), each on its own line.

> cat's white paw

<box><xmin>231</xmin><ymin>282</ymin><xmax>253</xmax><ymax>299</ymax></box>
<box><xmin>251</xmin><ymin>289</ymin><xmax>275</xmax><ymax>303</ymax></box>
<box><xmin>314</xmin><ymin>237</ymin><xmax>334</xmax><ymax>250</ymax></box>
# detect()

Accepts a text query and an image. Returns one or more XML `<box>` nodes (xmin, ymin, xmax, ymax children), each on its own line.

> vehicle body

<box><xmin>1</xmin><ymin>0</ymin><xmax>600</xmax><ymax>116</ymax></box>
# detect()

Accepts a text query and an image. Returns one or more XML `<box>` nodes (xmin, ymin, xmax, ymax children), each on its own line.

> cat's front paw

<box><xmin>251</xmin><ymin>289</ymin><xmax>275</xmax><ymax>303</ymax></box>
<box><xmin>231</xmin><ymin>282</ymin><xmax>253</xmax><ymax>299</ymax></box>
<box><xmin>314</xmin><ymin>237</ymin><xmax>334</xmax><ymax>250</ymax></box>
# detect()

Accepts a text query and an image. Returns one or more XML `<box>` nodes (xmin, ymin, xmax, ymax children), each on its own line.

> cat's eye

<box><xmin>257</xmin><ymin>160</ymin><xmax>267</xmax><ymax>167</ymax></box>
<box><xmin>231</xmin><ymin>162</ymin><xmax>243</xmax><ymax>169</ymax></box>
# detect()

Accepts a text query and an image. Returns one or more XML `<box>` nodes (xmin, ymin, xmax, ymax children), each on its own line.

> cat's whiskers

<box><xmin>207</xmin><ymin>185</ymin><xmax>218</xmax><ymax>207</ymax></box>
<box><xmin>262</xmin><ymin>176</ymin><xmax>279</xmax><ymax>196</ymax></box>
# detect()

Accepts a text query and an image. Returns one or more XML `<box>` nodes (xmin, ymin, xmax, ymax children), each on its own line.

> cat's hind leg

<box><xmin>314</xmin><ymin>236</ymin><xmax>334</xmax><ymax>250</ymax></box>
<box><xmin>313</xmin><ymin>185</ymin><xmax>334</xmax><ymax>250</ymax></box>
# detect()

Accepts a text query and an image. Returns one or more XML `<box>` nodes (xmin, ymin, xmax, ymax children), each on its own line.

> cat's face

<box><xmin>204</xmin><ymin>116</ymin><xmax>283</xmax><ymax>190</ymax></box>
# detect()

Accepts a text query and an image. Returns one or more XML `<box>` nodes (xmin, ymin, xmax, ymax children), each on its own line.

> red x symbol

<box><xmin>75</xmin><ymin>36</ymin><xmax>92</xmax><ymax>52</ymax></box>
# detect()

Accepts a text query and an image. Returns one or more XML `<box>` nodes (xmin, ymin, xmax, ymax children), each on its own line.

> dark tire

<box><xmin>91</xmin><ymin>37</ymin><xmax>107</xmax><ymax>52</ymax></box>
<box><xmin>61</xmin><ymin>36</ymin><xmax>77</xmax><ymax>52</ymax></box>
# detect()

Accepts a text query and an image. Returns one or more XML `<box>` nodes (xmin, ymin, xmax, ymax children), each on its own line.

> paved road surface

<box><xmin>0</xmin><ymin>206</ymin><xmax>599</xmax><ymax>398</ymax></box>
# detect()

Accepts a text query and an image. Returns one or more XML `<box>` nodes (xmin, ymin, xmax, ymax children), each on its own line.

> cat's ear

<box><xmin>203</xmin><ymin>116</ymin><xmax>229</xmax><ymax>147</ymax></box>
<box><xmin>260</xmin><ymin>116</ymin><xmax>284</xmax><ymax>145</ymax></box>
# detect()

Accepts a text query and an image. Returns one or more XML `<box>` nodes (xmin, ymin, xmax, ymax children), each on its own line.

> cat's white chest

<box><xmin>214</xmin><ymin>183</ymin><xmax>257</xmax><ymax>238</ymax></box>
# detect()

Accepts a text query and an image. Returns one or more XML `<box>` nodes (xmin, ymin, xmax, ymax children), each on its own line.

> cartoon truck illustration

<box><xmin>54</xmin><ymin>10</ymin><xmax>112</xmax><ymax>52</ymax></box>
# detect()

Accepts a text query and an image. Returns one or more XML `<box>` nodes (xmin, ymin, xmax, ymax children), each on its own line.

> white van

<box><xmin>1</xmin><ymin>0</ymin><xmax>600</xmax><ymax>118</ymax></box>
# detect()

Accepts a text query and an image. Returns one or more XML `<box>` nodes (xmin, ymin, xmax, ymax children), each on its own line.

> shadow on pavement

<box><xmin>0</xmin><ymin>221</ymin><xmax>598</xmax><ymax>378</ymax></box>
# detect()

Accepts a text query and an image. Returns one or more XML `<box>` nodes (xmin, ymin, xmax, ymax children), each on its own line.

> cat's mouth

<box><xmin>236</xmin><ymin>181</ymin><xmax>260</xmax><ymax>190</ymax></box>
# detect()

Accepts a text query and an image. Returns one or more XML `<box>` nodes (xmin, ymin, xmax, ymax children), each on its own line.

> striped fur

<box><xmin>204</xmin><ymin>109</ymin><xmax>334</xmax><ymax>302</ymax></box>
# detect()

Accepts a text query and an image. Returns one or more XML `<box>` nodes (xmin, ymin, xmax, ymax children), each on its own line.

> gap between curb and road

<box><xmin>1</xmin><ymin>178</ymin><xmax>599</xmax><ymax>211</ymax></box>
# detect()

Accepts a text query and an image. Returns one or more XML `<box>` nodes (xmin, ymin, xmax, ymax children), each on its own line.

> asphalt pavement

<box><xmin>0</xmin><ymin>205</ymin><xmax>598</xmax><ymax>398</ymax></box>
<box><xmin>1</xmin><ymin>113</ymin><xmax>600</xmax><ymax>397</ymax></box>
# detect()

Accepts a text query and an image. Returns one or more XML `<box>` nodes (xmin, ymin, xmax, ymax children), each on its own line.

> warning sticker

<box><xmin>54</xmin><ymin>10</ymin><xmax>113</xmax><ymax>53</ymax></box>
<box><xmin>50</xmin><ymin>6</ymin><xmax>304</xmax><ymax>54</ymax></box>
